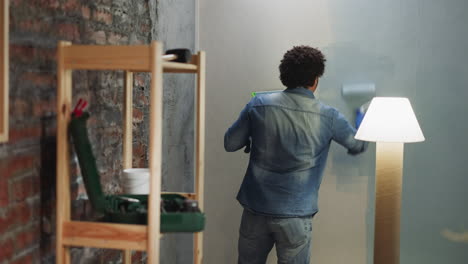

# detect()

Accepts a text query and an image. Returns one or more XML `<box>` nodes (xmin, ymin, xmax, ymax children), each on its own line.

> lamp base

<box><xmin>374</xmin><ymin>142</ymin><xmax>404</xmax><ymax>264</ymax></box>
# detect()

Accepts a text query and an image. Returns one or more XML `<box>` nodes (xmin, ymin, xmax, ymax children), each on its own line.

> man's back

<box><xmin>248</xmin><ymin>89</ymin><xmax>334</xmax><ymax>173</ymax></box>
<box><xmin>225</xmin><ymin>87</ymin><xmax>367</xmax><ymax>217</ymax></box>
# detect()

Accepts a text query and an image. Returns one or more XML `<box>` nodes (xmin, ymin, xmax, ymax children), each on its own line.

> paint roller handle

<box><xmin>355</xmin><ymin>108</ymin><xmax>365</xmax><ymax>129</ymax></box>
<box><xmin>355</xmin><ymin>100</ymin><xmax>371</xmax><ymax>129</ymax></box>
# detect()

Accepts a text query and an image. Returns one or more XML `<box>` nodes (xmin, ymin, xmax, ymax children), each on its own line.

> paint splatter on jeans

<box><xmin>238</xmin><ymin>209</ymin><xmax>313</xmax><ymax>264</ymax></box>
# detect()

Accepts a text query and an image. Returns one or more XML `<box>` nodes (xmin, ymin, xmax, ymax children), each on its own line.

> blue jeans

<box><xmin>238</xmin><ymin>209</ymin><xmax>313</xmax><ymax>264</ymax></box>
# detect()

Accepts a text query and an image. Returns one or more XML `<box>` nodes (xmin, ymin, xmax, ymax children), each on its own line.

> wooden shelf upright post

<box><xmin>56</xmin><ymin>40</ymin><xmax>73</xmax><ymax>264</ymax></box>
<box><xmin>194</xmin><ymin>51</ymin><xmax>206</xmax><ymax>264</ymax></box>
<box><xmin>147</xmin><ymin>41</ymin><xmax>163</xmax><ymax>264</ymax></box>
<box><xmin>122</xmin><ymin>70</ymin><xmax>134</xmax><ymax>263</ymax></box>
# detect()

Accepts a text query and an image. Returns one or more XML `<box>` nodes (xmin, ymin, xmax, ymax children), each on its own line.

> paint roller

<box><xmin>341</xmin><ymin>83</ymin><xmax>376</xmax><ymax>128</ymax></box>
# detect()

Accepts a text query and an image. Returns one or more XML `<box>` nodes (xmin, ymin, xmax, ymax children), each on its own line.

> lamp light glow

<box><xmin>355</xmin><ymin>97</ymin><xmax>425</xmax><ymax>143</ymax></box>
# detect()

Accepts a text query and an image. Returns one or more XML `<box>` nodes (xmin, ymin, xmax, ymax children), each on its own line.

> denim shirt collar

<box><xmin>284</xmin><ymin>87</ymin><xmax>315</xmax><ymax>99</ymax></box>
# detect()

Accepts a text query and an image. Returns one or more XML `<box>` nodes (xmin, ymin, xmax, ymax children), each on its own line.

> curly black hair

<box><xmin>279</xmin><ymin>46</ymin><xmax>326</xmax><ymax>88</ymax></box>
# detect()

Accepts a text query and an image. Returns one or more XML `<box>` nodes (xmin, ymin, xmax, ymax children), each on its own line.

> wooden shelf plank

<box><xmin>63</xmin><ymin>44</ymin><xmax>198</xmax><ymax>73</ymax></box>
<box><xmin>163</xmin><ymin>54</ymin><xmax>198</xmax><ymax>73</ymax></box>
<box><xmin>163</xmin><ymin>61</ymin><xmax>197</xmax><ymax>73</ymax></box>
<box><xmin>62</xmin><ymin>221</ymin><xmax>148</xmax><ymax>251</ymax></box>
<box><xmin>63</xmin><ymin>45</ymin><xmax>151</xmax><ymax>71</ymax></box>
<box><xmin>162</xmin><ymin>192</ymin><xmax>197</xmax><ymax>200</ymax></box>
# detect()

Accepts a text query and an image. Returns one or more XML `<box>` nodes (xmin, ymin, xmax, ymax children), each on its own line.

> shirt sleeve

<box><xmin>224</xmin><ymin>101</ymin><xmax>252</xmax><ymax>152</ymax></box>
<box><xmin>331</xmin><ymin>109</ymin><xmax>368</xmax><ymax>155</ymax></box>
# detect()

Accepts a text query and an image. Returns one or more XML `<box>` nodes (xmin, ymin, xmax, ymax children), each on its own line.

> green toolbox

<box><xmin>69</xmin><ymin>112</ymin><xmax>205</xmax><ymax>232</ymax></box>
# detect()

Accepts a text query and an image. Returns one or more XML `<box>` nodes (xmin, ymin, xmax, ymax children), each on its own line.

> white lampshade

<box><xmin>355</xmin><ymin>97</ymin><xmax>425</xmax><ymax>143</ymax></box>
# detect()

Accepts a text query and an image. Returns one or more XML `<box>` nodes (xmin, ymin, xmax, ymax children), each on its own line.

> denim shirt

<box><xmin>224</xmin><ymin>87</ymin><xmax>367</xmax><ymax>217</ymax></box>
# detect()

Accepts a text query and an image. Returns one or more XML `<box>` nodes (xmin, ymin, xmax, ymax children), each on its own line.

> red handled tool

<box><xmin>72</xmin><ymin>99</ymin><xmax>88</xmax><ymax>117</ymax></box>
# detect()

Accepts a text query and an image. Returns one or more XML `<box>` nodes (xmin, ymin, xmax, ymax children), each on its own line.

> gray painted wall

<box><xmin>199</xmin><ymin>0</ymin><xmax>468</xmax><ymax>263</ymax></box>
<box><xmin>155</xmin><ymin>0</ymin><xmax>196</xmax><ymax>263</ymax></box>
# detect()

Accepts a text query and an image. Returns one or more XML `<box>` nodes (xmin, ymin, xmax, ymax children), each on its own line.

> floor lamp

<box><xmin>355</xmin><ymin>97</ymin><xmax>425</xmax><ymax>264</ymax></box>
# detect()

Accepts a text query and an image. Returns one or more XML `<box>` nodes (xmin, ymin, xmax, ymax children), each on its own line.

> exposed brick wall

<box><xmin>1</xmin><ymin>0</ymin><xmax>161</xmax><ymax>263</ymax></box>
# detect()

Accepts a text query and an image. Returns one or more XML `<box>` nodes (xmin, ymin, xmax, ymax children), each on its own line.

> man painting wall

<box><xmin>224</xmin><ymin>46</ymin><xmax>368</xmax><ymax>263</ymax></box>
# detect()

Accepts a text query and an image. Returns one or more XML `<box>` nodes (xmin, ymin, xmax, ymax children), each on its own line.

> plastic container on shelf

<box><xmin>122</xmin><ymin>168</ymin><xmax>150</xmax><ymax>194</ymax></box>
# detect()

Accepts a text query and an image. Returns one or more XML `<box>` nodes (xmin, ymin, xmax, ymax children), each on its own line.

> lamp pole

<box><xmin>374</xmin><ymin>142</ymin><xmax>404</xmax><ymax>264</ymax></box>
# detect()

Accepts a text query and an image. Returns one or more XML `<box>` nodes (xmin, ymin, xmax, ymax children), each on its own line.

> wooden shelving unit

<box><xmin>56</xmin><ymin>41</ymin><xmax>205</xmax><ymax>264</ymax></box>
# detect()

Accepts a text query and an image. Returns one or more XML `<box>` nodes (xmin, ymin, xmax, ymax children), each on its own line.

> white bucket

<box><xmin>122</xmin><ymin>168</ymin><xmax>150</xmax><ymax>194</ymax></box>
